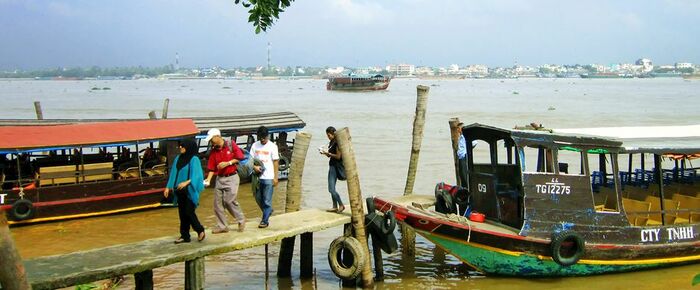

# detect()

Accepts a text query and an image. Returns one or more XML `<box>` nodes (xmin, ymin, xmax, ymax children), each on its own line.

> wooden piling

<box><xmin>277</xmin><ymin>132</ymin><xmax>312</xmax><ymax>277</ymax></box>
<box><xmin>134</xmin><ymin>270</ymin><xmax>153</xmax><ymax>290</ymax></box>
<box><xmin>335</xmin><ymin>127</ymin><xmax>374</xmax><ymax>288</ymax></box>
<box><xmin>371</xmin><ymin>236</ymin><xmax>384</xmax><ymax>281</ymax></box>
<box><xmin>184</xmin><ymin>257</ymin><xmax>204</xmax><ymax>290</ymax></box>
<box><xmin>0</xmin><ymin>211</ymin><xmax>31</xmax><ymax>290</ymax></box>
<box><xmin>300</xmin><ymin>232</ymin><xmax>313</xmax><ymax>278</ymax></box>
<box><xmin>401</xmin><ymin>85</ymin><xmax>430</xmax><ymax>257</ymax></box>
<box><xmin>148</xmin><ymin>111</ymin><xmax>157</xmax><ymax>119</ymax></box>
<box><xmin>34</xmin><ymin>101</ymin><xmax>43</xmax><ymax>120</ymax></box>
<box><xmin>161</xmin><ymin>98</ymin><xmax>170</xmax><ymax>119</ymax></box>
<box><xmin>449</xmin><ymin>118</ymin><xmax>462</xmax><ymax>186</ymax></box>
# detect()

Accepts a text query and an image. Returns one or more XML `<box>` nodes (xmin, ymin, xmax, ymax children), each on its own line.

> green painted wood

<box><xmin>422</xmin><ymin>230</ymin><xmax>661</xmax><ymax>276</ymax></box>
<box><xmin>185</xmin><ymin>257</ymin><xmax>204</xmax><ymax>290</ymax></box>
<box><xmin>24</xmin><ymin>209</ymin><xmax>350</xmax><ymax>290</ymax></box>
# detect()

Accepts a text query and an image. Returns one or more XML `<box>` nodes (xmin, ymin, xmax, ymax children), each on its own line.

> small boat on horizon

<box><xmin>326</xmin><ymin>74</ymin><xmax>391</xmax><ymax>91</ymax></box>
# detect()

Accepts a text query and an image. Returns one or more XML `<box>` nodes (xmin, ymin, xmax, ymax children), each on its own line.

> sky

<box><xmin>1</xmin><ymin>0</ymin><xmax>699</xmax><ymax>69</ymax></box>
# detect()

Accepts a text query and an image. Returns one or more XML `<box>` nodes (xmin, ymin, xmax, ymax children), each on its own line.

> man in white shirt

<box><xmin>250</xmin><ymin>126</ymin><xmax>279</xmax><ymax>228</ymax></box>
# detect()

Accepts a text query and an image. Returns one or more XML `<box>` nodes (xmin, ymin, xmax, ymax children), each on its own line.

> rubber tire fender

<box><xmin>278</xmin><ymin>155</ymin><xmax>290</xmax><ymax>172</ymax></box>
<box><xmin>550</xmin><ymin>231</ymin><xmax>585</xmax><ymax>267</ymax></box>
<box><xmin>380</xmin><ymin>210</ymin><xmax>397</xmax><ymax>235</ymax></box>
<box><xmin>327</xmin><ymin>236</ymin><xmax>366</xmax><ymax>280</ymax></box>
<box><xmin>10</xmin><ymin>199</ymin><xmax>35</xmax><ymax>221</ymax></box>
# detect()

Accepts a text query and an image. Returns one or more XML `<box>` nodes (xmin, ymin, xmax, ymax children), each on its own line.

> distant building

<box><xmin>386</xmin><ymin>64</ymin><xmax>415</xmax><ymax>76</ymax></box>
<box><xmin>326</xmin><ymin>66</ymin><xmax>345</xmax><ymax>75</ymax></box>
<box><xmin>675</xmin><ymin>62</ymin><xmax>693</xmax><ymax>69</ymax></box>
<box><xmin>635</xmin><ymin>58</ymin><xmax>653</xmax><ymax>72</ymax></box>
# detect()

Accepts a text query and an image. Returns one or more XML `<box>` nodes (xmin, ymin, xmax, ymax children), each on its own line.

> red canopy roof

<box><xmin>0</xmin><ymin>119</ymin><xmax>198</xmax><ymax>151</ymax></box>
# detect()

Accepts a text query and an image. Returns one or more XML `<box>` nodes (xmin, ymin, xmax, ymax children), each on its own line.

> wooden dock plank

<box><xmin>24</xmin><ymin>209</ymin><xmax>350</xmax><ymax>290</ymax></box>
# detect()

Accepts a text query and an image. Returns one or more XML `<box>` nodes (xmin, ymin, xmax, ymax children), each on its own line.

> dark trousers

<box><xmin>458</xmin><ymin>157</ymin><xmax>469</xmax><ymax>189</ymax></box>
<box><xmin>176</xmin><ymin>189</ymin><xmax>204</xmax><ymax>241</ymax></box>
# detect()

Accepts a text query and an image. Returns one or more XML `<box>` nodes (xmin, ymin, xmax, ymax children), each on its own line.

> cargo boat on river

<box><xmin>372</xmin><ymin>123</ymin><xmax>700</xmax><ymax>276</ymax></box>
<box><xmin>326</xmin><ymin>74</ymin><xmax>391</xmax><ymax>91</ymax></box>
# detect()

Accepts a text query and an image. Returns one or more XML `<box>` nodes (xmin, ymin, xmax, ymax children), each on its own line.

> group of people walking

<box><xmin>164</xmin><ymin>126</ymin><xmax>280</xmax><ymax>243</ymax></box>
<box><xmin>164</xmin><ymin>125</ymin><xmax>346</xmax><ymax>244</ymax></box>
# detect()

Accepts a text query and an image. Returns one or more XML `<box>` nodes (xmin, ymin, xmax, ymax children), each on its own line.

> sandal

<box><xmin>174</xmin><ymin>238</ymin><xmax>190</xmax><ymax>244</ymax></box>
<box><xmin>326</xmin><ymin>208</ymin><xmax>338</xmax><ymax>212</ymax></box>
<box><xmin>197</xmin><ymin>231</ymin><xmax>206</xmax><ymax>242</ymax></box>
<box><xmin>336</xmin><ymin>205</ymin><xmax>345</xmax><ymax>213</ymax></box>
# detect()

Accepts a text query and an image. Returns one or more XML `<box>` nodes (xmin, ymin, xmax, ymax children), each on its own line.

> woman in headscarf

<box><xmin>164</xmin><ymin>138</ymin><xmax>206</xmax><ymax>243</ymax></box>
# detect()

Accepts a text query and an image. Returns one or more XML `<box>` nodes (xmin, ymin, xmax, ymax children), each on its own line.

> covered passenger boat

<box><xmin>372</xmin><ymin>123</ymin><xmax>700</xmax><ymax>276</ymax></box>
<box><xmin>0</xmin><ymin>119</ymin><xmax>198</xmax><ymax>225</ymax></box>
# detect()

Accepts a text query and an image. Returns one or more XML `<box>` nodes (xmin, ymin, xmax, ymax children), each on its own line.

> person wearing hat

<box><xmin>249</xmin><ymin>126</ymin><xmax>279</xmax><ymax>228</ymax></box>
<box><xmin>204</xmin><ymin>128</ymin><xmax>246</xmax><ymax>233</ymax></box>
<box><xmin>457</xmin><ymin>122</ymin><xmax>477</xmax><ymax>187</ymax></box>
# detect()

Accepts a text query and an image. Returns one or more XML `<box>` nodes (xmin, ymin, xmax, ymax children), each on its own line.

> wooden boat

<box><xmin>0</xmin><ymin>119</ymin><xmax>198</xmax><ymax>225</ymax></box>
<box><xmin>0</xmin><ymin>112</ymin><xmax>307</xmax><ymax>181</ymax></box>
<box><xmin>326</xmin><ymin>74</ymin><xmax>391</xmax><ymax>91</ymax></box>
<box><xmin>372</xmin><ymin>123</ymin><xmax>700</xmax><ymax>276</ymax></box>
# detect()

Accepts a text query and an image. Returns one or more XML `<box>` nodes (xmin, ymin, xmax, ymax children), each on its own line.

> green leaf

<box><xmin>693</xmin><ymin>273</ymin><xmax>700</xmax><ymax>286</ymax></box>
<box><xmin>255</xmin><ymin>26</ymin><xmax>261</xmax><ymax>34</ymax></box>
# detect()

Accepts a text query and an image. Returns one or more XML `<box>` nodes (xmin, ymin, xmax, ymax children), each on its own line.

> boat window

<box><xmin>557</xmin><ymin>147</ymin><xmax>585</xmax><ymax>175</ymax></box>
<box><xmin>471</xmin><ymin>140</ymin><xmax>491</xmax><ymax>166</ymax></box>
<box><xmin>519</xmin><ymin>145</ymin><xmax>555</xmax><ymax>174</ymax></box>
<box><xmin>496</xmin><ymin>139</ymin><xmax>515</xmax><ymax>165</ymax></box>
<box><xmin>587</xmin><ymin>151</ymin><xmax>619</xmax><ymax>211</ymax></box>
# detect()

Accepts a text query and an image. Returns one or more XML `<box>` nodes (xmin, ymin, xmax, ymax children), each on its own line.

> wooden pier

<box><xmin>21</xmin><ymin>209</ymin><xmax>350</xmax><ymax>290</ymax></box>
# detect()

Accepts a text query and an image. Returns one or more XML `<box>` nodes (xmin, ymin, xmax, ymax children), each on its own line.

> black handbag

<box><xmin>335</xmin><ymin>162</ymin><xmax>347</xmax><ymax>181</ymax></box>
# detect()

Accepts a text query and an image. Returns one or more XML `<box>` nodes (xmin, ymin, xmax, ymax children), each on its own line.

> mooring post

<box><xmin>371</xmin><ymin>236</ymin><xmax>385</xmax><ymax>281</ymax></box>
<box><xmin>0</xmin><ymin>211</ymin><xmax>31</xmax><ymax>290</ymax></box>
<box><xmin>134</xmin><ymin>270</ymin><xmax>153</xmax><ymax>290</ymax></box>
<box><xmin>336</xmin><ymin>127</ymin><xmax>374</xmax><ymax>288</ymax></box>
<box><xmin>449</xmin><ymin>118</ymin><xmax>462</xmax><ymax>186</ymax></box>
<box><xmin>402</xmin><ymin>85</ymin><xmax>430</xmax><ymax>257</ymax></box>
<box><xmin>300</xmin><ymin>232</ymin><xmax>313</xmax><ymax>278</ymax></box>
<box><xmin>162</xmin><ymin>98</ymin><xmax>170</xmax><ymax>119</ymax></box>
<box><xmin>148</xmin><ymin>111</ymin><xmax>157</xmax><ymax>119</ymax></box>
<box><xmin>33</xmin><ymin>101</ymin><xmax>43</xmax><ymax>120</ymax></box>
<box><xmin>277</xmin><ymin>132</ymin><xmax>312</xmax><ymax>278</ymax></box>
<box><xmin>184</xmin><ymin>257</ymin><xmax>204</xmax><ymax>290</ymax></box>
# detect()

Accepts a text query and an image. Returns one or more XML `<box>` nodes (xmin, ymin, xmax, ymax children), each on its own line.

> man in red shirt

<box><xmin>204</xmin><ymin>128</ymin><xmax>246</xmax><ymax>233</ymax></box>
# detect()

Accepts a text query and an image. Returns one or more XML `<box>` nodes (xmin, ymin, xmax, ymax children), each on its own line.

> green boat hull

<box><xmin>422</xmin><ymin>230</ymin><xmax>667</xmax><ymax>276</ymax></box>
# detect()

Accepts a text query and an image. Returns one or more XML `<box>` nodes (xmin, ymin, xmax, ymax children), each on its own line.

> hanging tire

<box><xmin>10</xmin><ymin>199</ymin><xmax>35</xmax><ymax>221</ymax></box>
<box><xmin>365</xmin><ymin>197</ymin><xmax>376</xmax><ymax>213</ymax></box>
<box><xmin>278</xmin><ymin>155</ymin><xmax>290</xmax><ymax>172</ymax></box>
<box><xmin>550</xmin><ymin>231</ymin><xmax>585</xmax><ymax>267</ymax></box>
<box><xmin>380</xmin><ymin>210</ymin><xmax>397</xmax><ymax>235</ymax></box>
<box><xmin>327</xmin><ymin>236</ymin><xmax>366</xmax><ymax>280</ymax></box>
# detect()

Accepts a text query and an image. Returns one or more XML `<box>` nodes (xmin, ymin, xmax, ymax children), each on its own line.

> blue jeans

<box><xmin>328</xmin><ymin>166</ymin><xmax>344</xmax><ymax>208</ymax></box>
<box><xmin>254</xmin><ymin>179</ymin><xmax>274</xmax><ymax>224</ymax></box>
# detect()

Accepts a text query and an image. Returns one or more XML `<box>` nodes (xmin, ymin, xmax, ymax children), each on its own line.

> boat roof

<box><xmin>0</xmin><ymin>119</ymin><xmax>198</xmax><ymax>153</ymax></box>
<box><xmin>0</xmin><ymin>112</ymin><xmax>306</xmax><ymax>137</ymax></box>
<box><xmin>462</xmin><ymin>123</ymin><xmax>622</xmax><ymax>149</ymax></box>
<box><xmin>554</xmin><ymin>124</ymin><xmax>700</xmax><ymax>155</ymax></box>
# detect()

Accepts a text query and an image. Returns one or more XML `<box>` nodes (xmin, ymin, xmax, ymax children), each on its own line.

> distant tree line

<box><xmin>0</xmin><ymin>65</ymin><xmax>176</xmax><ymax>78</ymax></box>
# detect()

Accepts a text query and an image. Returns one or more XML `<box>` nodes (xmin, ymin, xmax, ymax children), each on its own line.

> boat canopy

<box><xmin>0</xmin><ymin>112</ymin><xmax>305</xmax><ymax>138</ymax></box>
<box><xmin>463</xmin><ymin>123</ymin><xmax>622</xmax><ymax>149</ymax></box>
<box><xmin>0</xmin><ymin>119</ymin><xmax>198</xmax><ymax>153</ymax></box>
<box><xmin>555</xmin><ymin>124</ymin><xmax>700</xmax><ymax>155</ymax></box>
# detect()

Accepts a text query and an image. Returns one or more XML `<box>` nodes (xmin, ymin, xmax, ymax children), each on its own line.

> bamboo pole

<box><xmin>401</xmin><ymin>85</ymin><xmax>430</xmax><ymax>257</ymax></box>
<box><xmin>277</xmin><ymin>132</ymin><xmax>312</xmax><ymax>277</ymax></box>
<box><xmin>335</xmin><ymin>127</ymin><xmax>373</xmax><ymax>288</ymax></box>
<box><xmin>161</xmin><ymin>98</ymin><xmax>170</xmax><ymax>119</ymax></box>
<box><xmin>0</xmin><ymin>211</ymin><xmax>31</xmax><ymax>290</ymax></box>
<box><xmin>33</xmin><ymin>101</ymin><xmax>43</xmax><ymax>120</ymax></box>
<box><xmin>449</xmin><ymin>118</ymin><xmax>462</xmax><ymax>186</ymax></box>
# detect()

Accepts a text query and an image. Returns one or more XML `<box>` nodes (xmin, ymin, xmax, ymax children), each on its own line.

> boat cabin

<box><xmin>460</xmin><ymin>123</ymin><xmax>700</xmax><ymax>241</ymax></box>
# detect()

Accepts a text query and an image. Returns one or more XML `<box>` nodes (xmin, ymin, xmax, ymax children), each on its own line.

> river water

<box><xmin>2</xmin><ymin>78</ymin><xmax>699</xmax><ymax>289</ymax></box>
